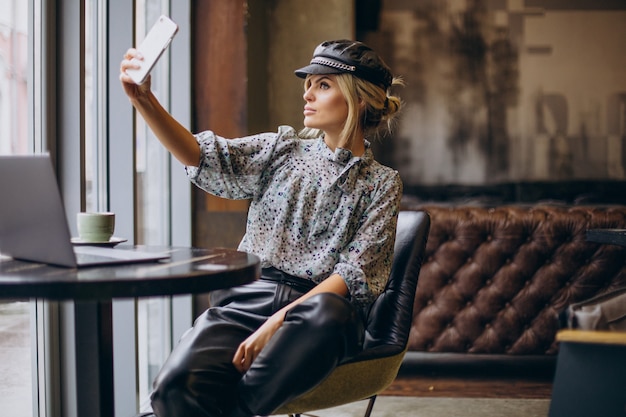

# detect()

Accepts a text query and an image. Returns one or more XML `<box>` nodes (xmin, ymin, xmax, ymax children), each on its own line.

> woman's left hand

<box><xmin>232</xmin><ymin>274</ymin><xmax>348</xmax><ymax>373</ymax></box>
<box><xmin>232</xmin><ymin>311</ymin><xmax>286</xmax><ymax>373</ymax></box>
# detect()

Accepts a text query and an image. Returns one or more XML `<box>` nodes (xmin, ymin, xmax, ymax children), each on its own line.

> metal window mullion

<box><xmin>169</xmin><ymin>0</ymin><xmax>191</xmax><ymax>248</ymax></box>
<box><xmin>107</xmin><ymin>0</ymin><xmax>142</xmax><ymax>415</ymax></box>
<box><xmin>112</xmin><ymin>299</ymin><xmax>140</xmax><ymax>416</ymax></box>
<box><xmin>169</xmin><ymin>0</ymin><xmax>193</xmax><ymax>346</ymax></box>
<box><xmin>94</xmin><ymin>0</ymin><xmax>109</xmax><ymax>212</ymax></box>
<box><xmin>32</xmin><ymin>300</ymin><xmax>62</xmax><ymax>417</ymax></box>
<box><xmin>29</xmin><ymin>0</ymin><xmax>86</xmax><ymax>416</ymax></box>
<box><xmin>28</xmin><ymin>0</ymin><xmax>53</xmax><ymax>155</ymax></box>
<box><xmin>108</xmin><ymin>0</ymin><xmax>137</xmax><ymax>245</ymax></box>
<box><xmin>55</xmin><ymin>0</ymin><xmax>90</xmax><ymax>412</ymax></box>
<box><xmin>29</xmin><ymin>0</ymin><xmax>66</xmax><ymax>416</ymax></box>
<box><xmin>57</xmin><ymin>0</ymin><xmax>86</xmax><ymax>221</ymax></box>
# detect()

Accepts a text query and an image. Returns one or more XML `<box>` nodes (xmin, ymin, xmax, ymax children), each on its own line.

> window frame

<box><xmin>29</xmin><ymin>0</ymin><xmax>193</xmax><ymax>415</ymax></box>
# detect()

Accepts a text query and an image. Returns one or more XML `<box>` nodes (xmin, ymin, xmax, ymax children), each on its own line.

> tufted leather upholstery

<box><xmin>404</xmin><ymin>205</ymin><xmax>626</xmax><ymax>356</ymax></box>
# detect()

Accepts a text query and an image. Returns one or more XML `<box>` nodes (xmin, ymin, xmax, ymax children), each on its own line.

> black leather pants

<box><xmin>149</xmin><ymin>269</ymin><xmax>364</xmax><ymax>417</ymax></box>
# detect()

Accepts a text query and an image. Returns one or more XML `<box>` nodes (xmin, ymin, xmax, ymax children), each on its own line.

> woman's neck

<box><xmin>324</xmin><ymin>133</ymin><xmax>365</xmax><ymax>157</ymax></box>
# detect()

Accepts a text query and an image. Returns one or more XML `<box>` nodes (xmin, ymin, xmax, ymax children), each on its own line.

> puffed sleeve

<box><xmin>333</xmin><ymin>170</ymin><xmax>403</xmax><ymax>308</ymax></box>
<box><xmin>185</xmin><ymin>126</ymin><xmax>297</xmax><ymax>199</ymax></box>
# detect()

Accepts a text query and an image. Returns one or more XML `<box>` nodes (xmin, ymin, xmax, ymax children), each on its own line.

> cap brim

<box><xmin>294</xmin><ymin>64</ymin><xmax>344</xmax><ymax>79</ymax></box>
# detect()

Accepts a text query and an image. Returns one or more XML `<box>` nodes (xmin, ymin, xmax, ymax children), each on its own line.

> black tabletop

<box><xmin>0</xmin><ymin>246</ymin><xmax>260</xmax><ymax>300</ymax></box>
<box><xmin>586</xmin><ymin>229</ymin><xmax>626</xmax><ymax>247</ymax></box>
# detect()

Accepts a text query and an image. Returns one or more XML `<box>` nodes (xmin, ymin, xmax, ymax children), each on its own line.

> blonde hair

<box><xmin>299</xmin><ymin>74</ymin><xmax>403</xmax><ymax>148</ymax></box>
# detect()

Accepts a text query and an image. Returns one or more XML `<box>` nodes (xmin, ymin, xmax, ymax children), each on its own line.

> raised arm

<box><xmin>119</xmin><ymin>48</ymin><xmax>201</xmax><ymax>167</ymax></box>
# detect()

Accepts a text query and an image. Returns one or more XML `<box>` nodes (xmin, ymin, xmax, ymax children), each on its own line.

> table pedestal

<box><xmin>72</xmin><ymin>301</ymin><xmax>114</xmax><ymax>416</ymax></box>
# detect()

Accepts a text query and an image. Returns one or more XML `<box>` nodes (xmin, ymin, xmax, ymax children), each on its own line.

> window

<box><xmin>0</xmin><ymin>0</ymin><xmax>192</xmax><ymax>415</ymax></box>
<box><xmin>0</xmin><ymin>302</ymin><xmax>32</xmax><ymax>417</ymax></box>
<box><xmin>132</xmin><ymin>1</ymin><xmax>190</xmax><ymax>409</ymax></box>
<box><xmin>0</xmin><ymin>1</ymin><xmax>33</xmax><ymax>416</ymax></box>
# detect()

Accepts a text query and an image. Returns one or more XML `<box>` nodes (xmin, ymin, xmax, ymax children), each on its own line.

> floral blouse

<box><xmin>185</xmin><ymin>126</ymin><xmax>403</xmax><ymax>309</ymax></box>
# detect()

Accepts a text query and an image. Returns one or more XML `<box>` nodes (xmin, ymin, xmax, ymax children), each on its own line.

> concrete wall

<box><xmin>361</xmin><ymin>0</ymin><xmax>626</xmax><ymax>186</ymax></box>
<box><xmin>248</xmin><ymin>0</ymin><xmax>354</xmax><ymax>134</ymax></box>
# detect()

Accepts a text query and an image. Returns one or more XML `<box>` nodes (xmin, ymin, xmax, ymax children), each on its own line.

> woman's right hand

<box><xmin>119</xmin><ymin>48</ymin><xmax>152</xmax><ymax>100</ymax></box>
<box><xmin>118</xmin><ymin>47</ymin><xmax>201</xmax><ymax>167</ymax></box>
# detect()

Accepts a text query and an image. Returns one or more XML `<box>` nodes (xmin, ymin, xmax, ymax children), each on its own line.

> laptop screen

<box><xmin>0</xmin><ymin>154</ymin><xmax>78</xmax><ymax>266</ymax></box>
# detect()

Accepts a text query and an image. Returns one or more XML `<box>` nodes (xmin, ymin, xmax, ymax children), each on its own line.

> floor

<box><xmin>300</xmin><ymin>354</ymin><xmax>555</xmax><ymax>417</ymax></box>
<box><xmin>307</xmin><ymin>397</ymin><xmax>551</xmax><ymax>417</ymax></box>
<box><xmin>385</xmin><ymin>353</ymin><xmax>555</xmax><ymax>399</ymax></box>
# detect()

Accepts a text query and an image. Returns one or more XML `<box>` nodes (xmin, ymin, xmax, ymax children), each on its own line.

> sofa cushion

<box><xmin>404</xmin><ymin>205</ymin><xmax>626</xmax><ymax>355</ymax></box>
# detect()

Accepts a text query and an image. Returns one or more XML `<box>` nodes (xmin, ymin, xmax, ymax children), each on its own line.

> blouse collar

<box><xmin>316</xmin><ymin>137</ymin><xmax>373</xmax><ymax>167</ymax></box>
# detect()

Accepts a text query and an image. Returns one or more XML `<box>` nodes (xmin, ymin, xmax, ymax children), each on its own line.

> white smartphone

<box><xmin>126</xmin><ymin>15</ymin><xmax>179</xmax><ymax>85</ymax></box>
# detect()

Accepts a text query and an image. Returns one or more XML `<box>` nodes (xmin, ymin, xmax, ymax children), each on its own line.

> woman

<box><xmin>120</xmin><ymin>39</ymin><xmax>403</xmax><ymax>417</ymax></box>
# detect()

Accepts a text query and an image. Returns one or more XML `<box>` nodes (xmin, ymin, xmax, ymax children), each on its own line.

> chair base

<box><xmin>288</xmin><ymin>395</ymin><xmax>377</xmax><ymax>417</ymax></box>
<box><xmin>273</xmin><ymin>348</ymin><xmax>405</xmax><ymax>415</ymax></box>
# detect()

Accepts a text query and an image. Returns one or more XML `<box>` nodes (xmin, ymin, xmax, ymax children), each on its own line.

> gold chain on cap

<box><xmin>311</xmin><ymin>57</ymin><xmax>356</xmax><ymax>72</ymax></box>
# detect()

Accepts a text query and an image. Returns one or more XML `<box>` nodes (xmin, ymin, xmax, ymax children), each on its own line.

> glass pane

<box><xmin>0</xmin><ymin>301</ymin><xmax>32</xmax><ymax>416</ymax></box>
<box><xmin>85</xmin><ymin>0</ymin><xmax>106</xmax><ymax>212</ymax></box>
<box><xmin>0</xmin><ymin>1</ymin><xmax>33</xmax><ymax>416</ymax></box>
<box><xmin>136</xmin><ymin>1</ymin><xmax>171</xmax><ymax>246</ymax></box>
<box><xmin>135</xmin><ymin>0</ymin><xmax>173</xmax><ymax>407</ymax></box>
<box><xmin>137</xmin><ymin>298</ymin><xmax>171</xmax><ymax>406</ymax></box>
<box><xmin>0</xmin><ymin>0</ymin><xmax>29</xmax><ymax>155</ymax></box>
<box><xmin>85</xmin><ymin>0</ymin><xmax>95</xmax><ymax>211</ymax></box>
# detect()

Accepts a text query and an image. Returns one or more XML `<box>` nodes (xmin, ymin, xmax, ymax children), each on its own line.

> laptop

<box><xmin>0</xmin><ymin>154</ymin><xmax>170</xmax><ymax>268</ymax></box>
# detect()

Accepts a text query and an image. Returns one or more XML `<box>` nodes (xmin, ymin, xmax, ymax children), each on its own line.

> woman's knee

<box><xmin>150</xmin><ymin>350</ymin><xmax>189</xmax><ymax>402</ymax></box>
<box><xmin>150</xmin><ymin>311</ymin><xmax>247</xmax><ymax>408</ymax></box>
<box><xmin>150</xmin><ymin>346</ymin><xmax>241</xmax><ymax>416</ymax></box>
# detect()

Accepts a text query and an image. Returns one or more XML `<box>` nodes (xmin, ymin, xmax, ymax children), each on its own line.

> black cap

<box><xmin>295</xmin><ymin>40</ymin><xmax>393</xmax><ymax>90</ymax></box>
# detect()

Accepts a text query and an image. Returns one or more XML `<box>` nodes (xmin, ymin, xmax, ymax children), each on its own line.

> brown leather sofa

<box><xmin>401</xmin><ymin>203</ymin><xmax>626</xmax><ymax>359</ymax></box>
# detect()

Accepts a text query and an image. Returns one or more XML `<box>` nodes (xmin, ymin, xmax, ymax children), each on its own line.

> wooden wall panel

<box><xmin>193</xmin><ymin>0</ymin><xmax>249</xmax><ymax>213</ymax></box>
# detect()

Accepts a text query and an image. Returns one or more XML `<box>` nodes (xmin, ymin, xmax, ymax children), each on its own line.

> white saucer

<box><xmin>71</xmin><ymin>236</ymin><xmax>128</xmax><ymax>247</ymax></box>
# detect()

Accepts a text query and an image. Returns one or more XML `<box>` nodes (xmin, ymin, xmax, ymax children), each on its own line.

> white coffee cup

<box><xmin>77</xmin><ymin>212</ymin><xmax>115</xmax><ymax>242</ymax></box>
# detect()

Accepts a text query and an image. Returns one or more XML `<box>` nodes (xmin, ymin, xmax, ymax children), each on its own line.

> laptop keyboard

<box><xmin>73</xmin><ymin>246</ymin><xmax>169</xmax><ymax>265</ymax></box>
<box><xmin>74</xmin><ymin>252</ymin><xmax>128</xmax><ymax>265</ymax></box>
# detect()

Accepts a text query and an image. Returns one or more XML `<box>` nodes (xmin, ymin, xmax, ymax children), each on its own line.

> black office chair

<box><xmin>273</xmin><ymin>210</ymin><xmax>430</xmax><ymax>417</ymax></box>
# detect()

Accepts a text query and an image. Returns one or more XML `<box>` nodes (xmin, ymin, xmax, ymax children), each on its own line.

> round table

<box><xmin>0</xmin><ymin>246</ymin><xmax>260</xmax><ymax>417</ymax></box>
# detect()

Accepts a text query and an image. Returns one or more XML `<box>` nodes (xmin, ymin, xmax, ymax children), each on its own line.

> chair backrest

<box><xmin>363</xmin><ymin>210</ymin><xmax>430</xmax><ymax>352</ymax></box>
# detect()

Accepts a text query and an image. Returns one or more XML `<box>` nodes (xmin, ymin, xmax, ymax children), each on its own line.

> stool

<box><xmin>549</xmin><ymin>330</ymin><xmax>626</xmax><ymax>417</ymax></box>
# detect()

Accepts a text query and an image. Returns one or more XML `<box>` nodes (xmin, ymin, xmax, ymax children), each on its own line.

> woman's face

<box><xmin>302</xmin><ymin>75</ymin><xmax>349</xmax><ymax>138</ymax></box>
